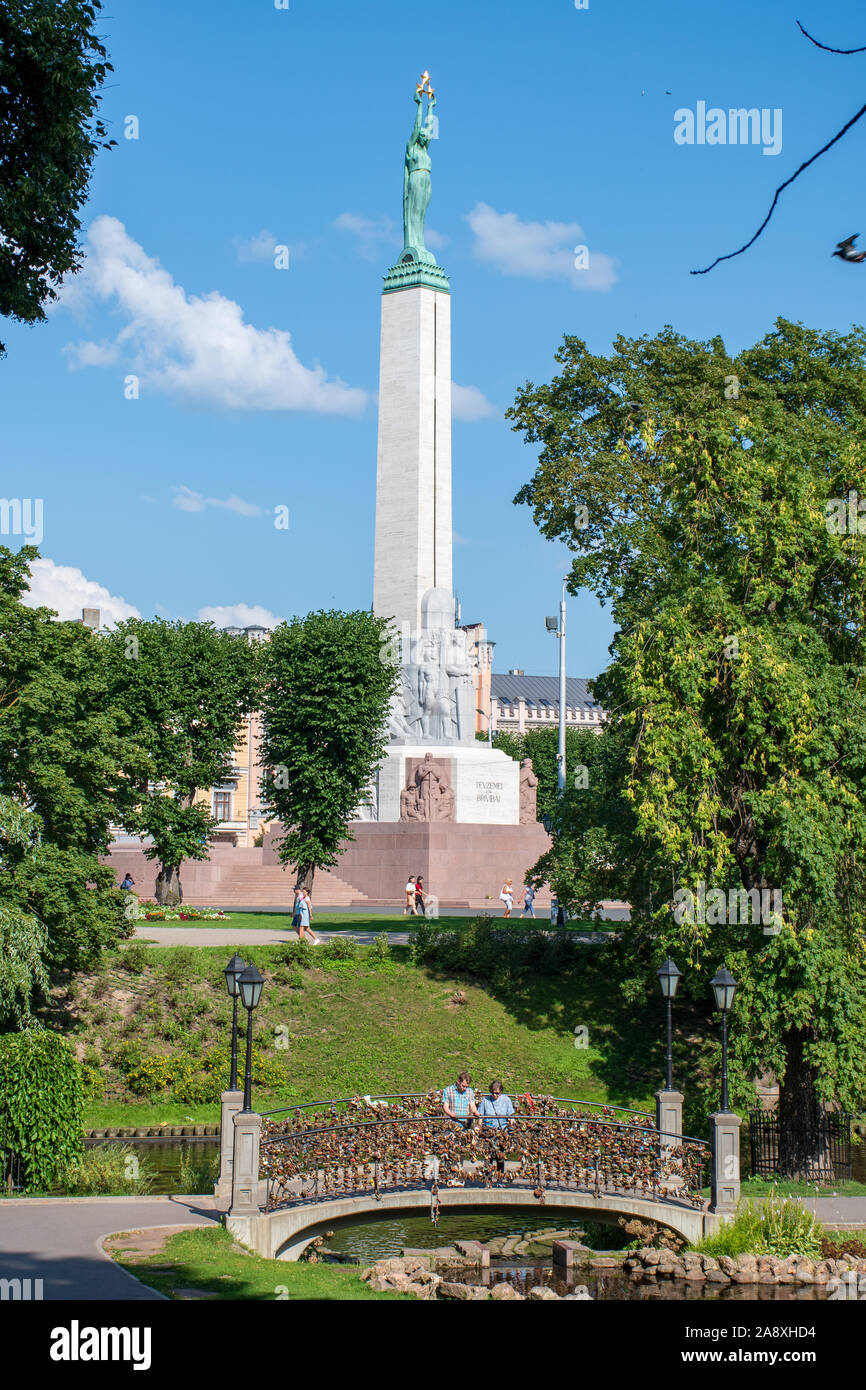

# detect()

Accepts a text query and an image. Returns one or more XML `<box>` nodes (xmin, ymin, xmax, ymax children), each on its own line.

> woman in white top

<box><xmin>499</xmin><ymin>879</ymin><xmax>513</xmax><ymax>918</ymax></box>
<box><xmin>404</xmin><ymin>876</ymin><xmax>418</xmax><ymax>915</ymax></box>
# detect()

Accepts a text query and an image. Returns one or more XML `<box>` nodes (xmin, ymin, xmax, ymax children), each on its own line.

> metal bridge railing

<box><xmin>260</xmin><ymin>1111</ymin><xmax>707</xmax><ymax>1215</ymax></box>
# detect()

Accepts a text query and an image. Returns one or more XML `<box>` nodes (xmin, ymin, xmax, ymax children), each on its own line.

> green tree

<box><xmin>102</xmin><ymin>620</ymin><xmax>259</xmax><ymax>904</ymax></box>
<box><xmin>0</xmin><ymin>547</ymin><xmax>134</xmax><ymax>971</ymax></box>
<box><xmin>509</xmin><ymin>318</ymin><xmax>866</xmax><ymax>1176</ymax></box>
<box><xmin>259</xmin><ymin>610</ymin><xmax>398</xmax><ymax>890</ymax></box>
<box><xmin>0</xmin><ymin>796</ymin><xmax>48</xmax><ymax>1028</ymax></box>
<box><xmin>0</xmin><ymin>0</ymin><xmax>114</xmax><ymax>355</ymax></box>
<box><xmin>478</xmin><ymin>725</ymin><xmax>603</xmax><ymax>822</ymax></box>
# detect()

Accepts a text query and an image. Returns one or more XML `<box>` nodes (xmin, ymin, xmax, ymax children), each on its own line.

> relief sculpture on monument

<box><xmin>399</xmin><ymin>753</ymin><xmax>456</xmax><ymax>822</ymax></box>
<box><xmin>519</xmin><ymin>757</ymin><xmax>539</xmax><ymax>824</ymax></box>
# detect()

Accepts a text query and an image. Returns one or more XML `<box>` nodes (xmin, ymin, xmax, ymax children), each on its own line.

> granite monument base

<box><xmin>264</xmin><ymin>820</ymin><xmax>552</xmax><ymax>909</ymax></box>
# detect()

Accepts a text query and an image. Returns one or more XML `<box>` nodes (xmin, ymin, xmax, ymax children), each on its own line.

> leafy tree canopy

<box><xmin>260</xmin><ymin>610</ymin><xmax>398</xmax><ymax>888</ymax></box>
<box><xmin>0</xmin><ymin>0</ymin><xmax>114</xmax><ymax>355</ymax></box>
<box><xmin>101</xmin><ymin>619</ymin><xmax>259</xmax><ymax>903</ymax></box>
<box><xmin>509</xmin><ymin>318</ymin><xmax>866</xmax><ymax>1173</ymax></box>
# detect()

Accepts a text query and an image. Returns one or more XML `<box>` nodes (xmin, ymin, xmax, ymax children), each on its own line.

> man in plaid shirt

<box><xmin>442</xmin><ymin>1071</ymin><xmax>479</xmax><ymax>1129</ymax></box>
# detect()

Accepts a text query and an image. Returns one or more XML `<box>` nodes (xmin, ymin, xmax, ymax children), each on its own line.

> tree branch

<box><xmin>797</xmin><ymin>19</ymin><xmax>866</xmax><ymax>55</ymax></box>
<box><xmin>691</xmin><ymin>99</ymin><xmax>866</xmax><ymax>274</ymax></box>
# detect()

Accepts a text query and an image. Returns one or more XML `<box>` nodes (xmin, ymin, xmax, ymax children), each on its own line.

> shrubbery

<box><xmin>409</xmin><ymin>916</ymin><xmax>580</xmax><ymax>980</ymax></box>
<box><xmin>0</xmin><ymin>1029</ymin><xmax>84</xmax><ymax>1189</ymax></box>
<box><xmin>124</xmin><ymin>1043</ymin><xmax>289</xmax><ymax>1102</ymax></box>
<box><xmin>54</xmin><ymin>1142</ymin><xmax>155</xmax><ymax>1196</ymax></box>
<box><xmin>691</xmin><ymin>1192</ymin><xmax>823</xmax><ymax>1259</ymax></box>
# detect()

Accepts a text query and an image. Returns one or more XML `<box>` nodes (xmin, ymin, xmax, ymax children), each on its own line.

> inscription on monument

<box><xmin>475</xmin><ymin>779</ymin><xmax>503</xmax><ymax>805</ymax></box>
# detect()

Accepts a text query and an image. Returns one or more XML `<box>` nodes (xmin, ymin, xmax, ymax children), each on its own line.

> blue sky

<box><xmin>4</xmin><ymin>0</ymin><xmax>866</xmax><ymax>677</ymax></box>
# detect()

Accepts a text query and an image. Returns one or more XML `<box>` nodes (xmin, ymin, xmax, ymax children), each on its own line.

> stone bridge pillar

<box><xmin>214</xmin><ymin>1089</ymin><xmax>244</xmax><ymax>1202</ymax></box>
<box><xmin>709</xmin><ymin>1111</ymin><xmax>741</xmax><ymax>1214</ymax></box>
<box><xmin>229</xmin><ymin>1110</ymin><xmax>264</xmax><ymax>1216</ymax></box>
<box><xmin>655</xmin><ymin>1089</ymin><xmax>683</xmax><ymax>1158</ymax></box>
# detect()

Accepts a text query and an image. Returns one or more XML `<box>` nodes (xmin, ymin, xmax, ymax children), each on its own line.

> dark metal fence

<box><xmin>261</xmin><ymin>1102</ymin><xmax>707</xmax><ymax>1216</ymax></box>
<box><xmin>749</xmin><ymin>1110</ymin><xmax>852</xmax><ymax>1181</ymax></box>
<box><xmin>1</xmin><ymin>1148</ymin><xmax>24</xmax><ymax>1194</ymax></box>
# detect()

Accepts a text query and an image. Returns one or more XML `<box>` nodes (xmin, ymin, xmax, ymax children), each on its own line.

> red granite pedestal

<box><xmin>263</xmin><ymin>821</ymin><xmax>553</xmax><ymax>910</ymax></box>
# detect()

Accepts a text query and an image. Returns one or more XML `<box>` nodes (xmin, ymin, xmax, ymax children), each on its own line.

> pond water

<box><xmin>319</xmin><ymin>1208</ymin><xmax>838</xmax><ymax>1300</ymax></box>
<box><xmin>83</xmin><ymin>1138</ymin><xmax>219</xmax><ymax>1194</ymax></box>
<box><xmin>322</xmin><ymin>1209</ymin><xmax>625</xmax><ymax>1262</ymax></box>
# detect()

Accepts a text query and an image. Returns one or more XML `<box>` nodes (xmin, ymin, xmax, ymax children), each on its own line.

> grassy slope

<box><xmin>110</xmin><ymin>1226</ymin><xmax>404</xmax><ymax>1300</ymax></box>
<box><xmin>44</xmin><ymin>941</ymin><xmax>672</xmax><ymax>1129</ymax></box>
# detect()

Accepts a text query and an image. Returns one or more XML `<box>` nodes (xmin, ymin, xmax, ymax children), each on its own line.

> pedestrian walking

<box><xmin>404</xmin><ymin>875</ymin><xmax>419</xmax><ymax>915</ymax></box>
<box><xmin>414</xmin><ymin>875</ymin><xmax>426</xmax><ymax>915</ymax></box>
<box><xmin>295</xmin><ymin>886</ymin><xmax>319</xmax><ymax>945</ymax></box>
<box><xmin>521</xmin><ymin>884</ymin><xmax>536</xmax><ymax>918</ymax></box>
<box><xmin>499</xmin><ymin>878</ymin><xmax>513</xmax><ymax>918</ymax></box>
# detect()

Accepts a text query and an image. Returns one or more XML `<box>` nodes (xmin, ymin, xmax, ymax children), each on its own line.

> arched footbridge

<box><xmin>224</xmin><ymin>1094</ymin><xmax>719</xmax><ymax>1259</ymax></box>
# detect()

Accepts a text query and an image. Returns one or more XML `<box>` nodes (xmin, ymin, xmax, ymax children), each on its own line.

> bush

<box><xmin>118</xmin><ymin>940</ymin><xmax>151</xmax><ymax>973</ymax></box>
<box><xmin>691</xmin><ymin>1192</ymin><xmax>823</xmax><ymax>1259</ymax></box>
<box><xmin>80</xmin><ymin>1063</ymin><xmax>104</xmax><ymax>1100</ymax></box>
<box><xmin>55</xmin><ymin>1143</ymin><xmax>155</xmax><ymax>1196</ymax></box>
<box><xmin>162</xmin><ymin>947</ymin><xmax>197</xmax><ymax>983</ymax></box>
<box><xmin>322</xmin><ymin>935</ymin><xmax>358</xmax><ymax>962</ymax></box>
<box><xmin>410</xmin><ymin>917</ymin><xmax>579</xmax><ymax>980</ymax></box>
<box><xmin>368</xmin><ymin>934</ymin><xmax>391</xmax><ymax>965</ymax></box>
<box><xmin>274</xmin><ymin>941</ymin><xmax>314</xmax><ymax>970</ymax></box>
<box><xmin>111</xmin><ymin>1039</ymin><xmax>144</xmax><ymax>1074</ymax></box>
<box><xmin>0</xmin><ymin>1029</ymin><xmax>84</xmax><ymax>1189</ymax></box>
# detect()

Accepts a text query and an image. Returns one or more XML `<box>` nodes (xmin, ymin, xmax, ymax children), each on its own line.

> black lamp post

<box><xmin>223</xmin><ymin>953</ymin><xmax>246</xmax><ymax>1090</ymax></box>
<box><xmin>238</xmin><ymin>963</ymin><xmax>265</xmax><ymax>1112</ymax></box>
<box><xmin>710</xmin><ymin>966</ymin><xmax>738</xmax><ymax>1112</ymax></box>
<box><xmin>657</xmin><ymin>957</ymin><xmax>681</xmax><ymax>1091</ymax></box>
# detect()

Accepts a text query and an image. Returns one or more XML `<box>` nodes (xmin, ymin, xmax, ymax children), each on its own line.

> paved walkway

<box><xmin>134</xmin><ymin>925</ymin><xmax>615</xmax><ymax>947</ymax></box>
<box><xmin>0</xmin><ymin>1195</ymin><xmax>222</xmax><ymax>1300</ymax></box>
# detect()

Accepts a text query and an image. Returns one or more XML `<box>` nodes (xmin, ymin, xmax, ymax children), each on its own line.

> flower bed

<box><xmin>137</xmin><ymin>902</ymin><xmax>228</xmax><ymax>922</ymax></box>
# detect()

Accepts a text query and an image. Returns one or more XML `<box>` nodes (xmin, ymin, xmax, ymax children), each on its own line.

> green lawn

<box><xmin>137</xmin><ymin>911</ymin><xmax>616</xmax><ymax>933</ymax></box>
<box><xmin>108</xmin><ymin>1225</ymin><xmax>405</xmax><ymax>1300</ymax></box>
<box><xmin>736</xmin><ymin>1176</ymin><xmax>866</xmax><ymax>1199</ymax></box>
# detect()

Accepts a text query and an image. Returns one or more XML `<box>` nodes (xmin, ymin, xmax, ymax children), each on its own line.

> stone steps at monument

<box><xmin>103</xmin><ymin>845</ymin><xmax>371</xmax><ymax>908</ymax></box>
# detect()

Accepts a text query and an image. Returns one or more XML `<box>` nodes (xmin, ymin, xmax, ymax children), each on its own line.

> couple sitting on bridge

<box><xmin>441</xmin><ymin>1072</ymin><xmax>514</xmax><ymax>1130</ymax></box>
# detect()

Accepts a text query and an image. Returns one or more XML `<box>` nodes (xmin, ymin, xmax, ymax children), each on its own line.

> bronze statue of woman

<box><xmin>403</xmin><ymin>76</ymin><xmax>437</xmax><ymax>264</ymax></box>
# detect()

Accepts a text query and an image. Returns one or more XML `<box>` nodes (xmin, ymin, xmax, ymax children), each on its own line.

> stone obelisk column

<box><xmin>373</xmin><ymin>72</ymin><xmax>452</xmax><ymax>634</ymax></box>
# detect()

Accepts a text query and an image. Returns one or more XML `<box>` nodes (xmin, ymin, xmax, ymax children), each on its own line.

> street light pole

<box><xmin>476</xmin><ymin>707</ymin><xmax>493</xmax><ymax>746</ymax></box>
<box><xmin>558</xmin><ymin>581</ymin><xmax>567</xmax><ymax>796</ymax></box>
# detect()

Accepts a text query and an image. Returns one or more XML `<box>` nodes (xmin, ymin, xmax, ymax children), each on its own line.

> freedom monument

<box><xmin>322</xmin><ymin>74</ymin><xmax>551</xmax><ymax>905</ymax></box>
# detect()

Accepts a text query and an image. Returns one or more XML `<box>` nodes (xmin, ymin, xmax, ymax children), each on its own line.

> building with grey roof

<box><xmin>490</xmin><ymin>672</ymin><xmax>605</xmax><ymax>735</ymax></box>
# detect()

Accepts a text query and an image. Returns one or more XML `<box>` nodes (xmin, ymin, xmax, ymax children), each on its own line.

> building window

<box><xmin>213</xmin><ymin>790</ymin><xmax>232</xmax><ymax>822</ymax></box>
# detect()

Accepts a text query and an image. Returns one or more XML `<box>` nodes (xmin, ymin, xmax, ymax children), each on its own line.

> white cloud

<box><xmin>333</xmin><ymin>212</ymin><xmax>399</xmax><ymax>259</ymax></box>
<box><xmin>22</xmin><ymin>558</ymin><xmax>140</xmax><ymax>627</ymax></box>
<box><xmin>172</xmin><ymin>486</ymin><xmax>263</xmax><ymax>517</ymax></box>
<box><xmin>466</xmin><ymin>202</ymin><xmax>617</xmax><ymax>291</ymax></box>
<box><xmin>452</xmin><ymin>382</ymin><xmax>496</xmax><ymax>421</ymax></box>
<box><xmin>234</xmin><ymin>229</ymin><xmax>279</xmax><ymax>263</ymax></box>
<box><xmin>63</xmin><ymin>216</ymin><xmax>366</xmax><ymax>414</ymax></box>
<box><xmin>197</xmin><ymin>603</ymin><xmax>282</xmax><ymax>630</ymax></box>
<box><xmin>70</xmin><ymin>339</ymin><xmax>120</xmax><ymax>366</ymax></box>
